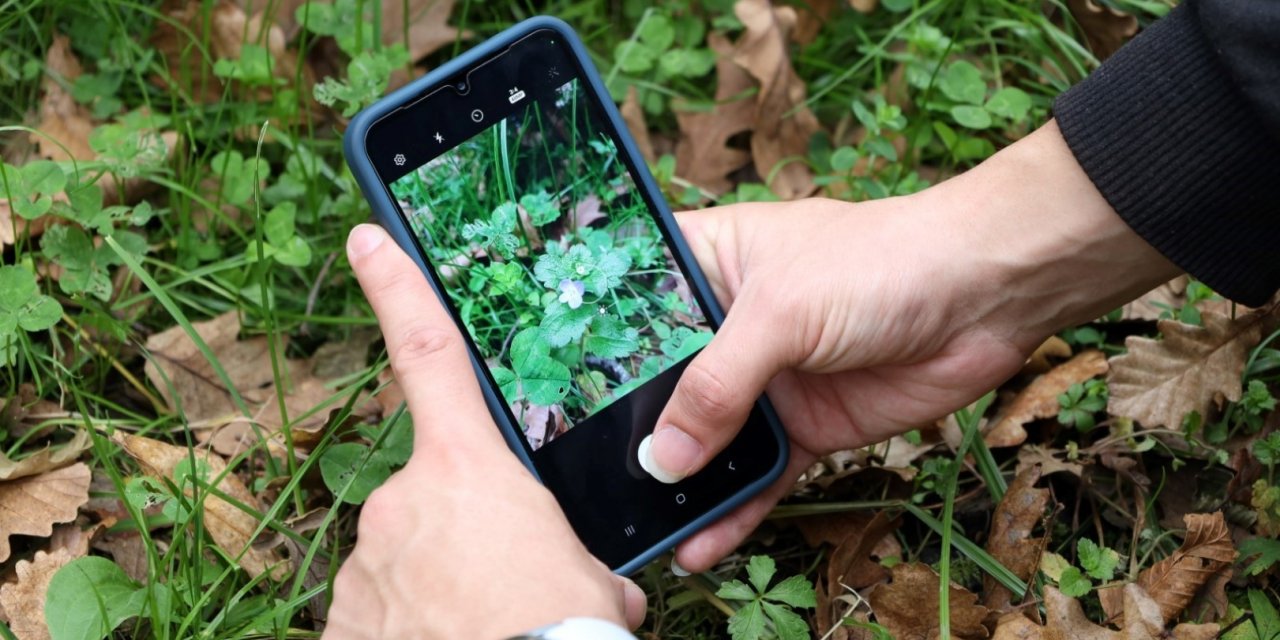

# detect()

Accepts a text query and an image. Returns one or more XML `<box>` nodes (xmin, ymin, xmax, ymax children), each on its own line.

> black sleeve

<box><xmin>1053</xmin><ymin>1</ymin><xmax>1280</xmax><ymax>307</ymax></box>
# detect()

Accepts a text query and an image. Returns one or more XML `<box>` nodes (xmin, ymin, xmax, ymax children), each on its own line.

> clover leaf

<box><xmin>248</xmin><ymin>202</ymin><xmax>313</xmax><ymax>267</ymax></box>
<box><xmin>0</xmin><ymin>160</ymin><xmax>67</xmax><ymax>220</ymax></box>
<box><xmin>495</xmin><ymin>328</ymin><xmax>571</xmax><ymax>406</ymax></box>
<box><xmin>320</xmin><ymin>412</ymin><xmax>414</xmax><ymax>504</ymax></box>
<box><xmin>0</xmin><ymin>265</ymin><xmax>63</xmax><ymax>365</ymax></box>
<box><xmin>533</xmin><ymin>241</ymin><xmax>631</xmax><ymax>297</ymax></box>
<box><xmin>716</xmin><ymin>556</ymin><xmax>816</xmax><ymax>640</ymax></box>
<box><xmin>42</xmin><ymin>226</ymin><xmax>148</xmax><ymax>301</ymax></box>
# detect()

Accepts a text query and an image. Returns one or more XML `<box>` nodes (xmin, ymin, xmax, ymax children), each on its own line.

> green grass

<box><xmin>13</xmin><ymin>1</ymin><xmax>1273</xmax><ymax>639</ymax></box>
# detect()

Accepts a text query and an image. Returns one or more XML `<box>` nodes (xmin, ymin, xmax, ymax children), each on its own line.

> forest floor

<box><xmin>0</xmin><ymin>1</ymin><xmax>1277</xmax><ymax>639</ymax></box>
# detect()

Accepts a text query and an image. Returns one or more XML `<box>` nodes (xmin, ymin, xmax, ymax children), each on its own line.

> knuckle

<box><xmin>391</xmin><ymin>323</ymin><xmax>459</xmax><ymax>369</ymax></box>
<box><xmin>677</xmin><ymin>360</ymin><xmax>736</xmax><ymax>423</ymax></box>
<box><xmin>356</xmin><ymin>487</ymin><xmax>399</xmax><ymax>540</ymax></box>
<box><xmin>364</xmin><ymin>268</ymin><xmax>420</xmax><ymax>302</ymax></box>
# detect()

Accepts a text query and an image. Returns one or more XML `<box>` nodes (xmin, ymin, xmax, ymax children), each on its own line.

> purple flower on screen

<box><xmin>558</xmin><ymin>279</ymin><xmax>585</xmax><ymax>309</ymax></box>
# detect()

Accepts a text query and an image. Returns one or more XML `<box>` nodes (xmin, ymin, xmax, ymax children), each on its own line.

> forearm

<box><xmin>920</xmin><ymin>119</ymin><xmax>1180</xmax><ymax>353</ymax></box>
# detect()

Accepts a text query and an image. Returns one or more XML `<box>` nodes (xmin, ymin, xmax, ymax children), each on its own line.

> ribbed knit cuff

<box><xmin>1054</xmin><ymin>3</ymin><xmax>1280</xmax><ymax>306</ymax></box>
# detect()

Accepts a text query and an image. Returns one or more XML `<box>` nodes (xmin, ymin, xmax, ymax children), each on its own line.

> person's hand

<box><xmin>650</xmin><ymin>120</ymin><xmax>1180</xmax><ymax>571</ymax></box>
<box><xmin>324</xmin><ymin>224</ymin><xmax>646</xmax><ymax>639</ymax></box>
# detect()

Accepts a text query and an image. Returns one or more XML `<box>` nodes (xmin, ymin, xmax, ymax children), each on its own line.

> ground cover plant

<box><xmin>0</xmin><ymin>0</ymin><xmax>1277</xmax><ymax>639</ymax></box>
<box><xmin>389</xmin><ymin>78</ymin><xmax>711</xmax><ymax>449</ymax></box>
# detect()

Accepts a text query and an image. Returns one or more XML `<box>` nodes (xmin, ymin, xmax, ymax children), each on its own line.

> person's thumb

<box><xmin>639</xmin><ymin>295</ymin><xmax>793</xmax><ymax>483</ymax></box>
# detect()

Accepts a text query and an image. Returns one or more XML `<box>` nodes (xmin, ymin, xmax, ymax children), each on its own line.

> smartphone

<box><xmin>343</xmin><ymin>16</ymin><xmax>787</xmax><ymax>574</ymax></box>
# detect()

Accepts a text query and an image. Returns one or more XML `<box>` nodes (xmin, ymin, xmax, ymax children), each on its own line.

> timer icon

<box><xmin>393</xmin><ymin>153</ymin><xmax>406</xmax><ymax>166</ymax></box>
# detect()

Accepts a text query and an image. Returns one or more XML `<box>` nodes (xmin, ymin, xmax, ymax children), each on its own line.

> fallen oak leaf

<box><xmin>1108</xmin><ymin>306</ymin><xmax>1279</xmax><ymax>430</ymax></box>
<box><xmin>987</xmin><ymin>350</ymin><xmax>1108</xmax><ymax>447</ymax></box>
<box><xmin>673</xmin><ymin>33</ymin><xmax>755</xmax><ymax>194</ymax></box>
<box><xmin>733</xmin><ymin>0</ymin><xmax>821</xmax><ymax>200</ymax></box>
<box><xmin>0</xmin><ymin>548</ymin><xmax>78</xmax><ymax>640</ymax></box>
<box><xmin>1024</xmin><ymin>335</ymin><xmax>1072</xmax><ymax>375</ymax></box>
<box><xmin>620</xmin><ymin>86</ymin><xmax>656</xmax><ymax>164</ymax></box>
<box><xmin>0</xmin><ymin>429</ymin><xmax>91</xmax><ymax>481</ymax></box>
<box><xmin>983</xmin><ymin>466</ymin><xmax>1051</xmax><ymax>613</ymax></box>
<box><xmin>0</xmin><ymin>462</ymin><xmax>91</xmax><ymax>563</ymax></box>
<box><xmin>1120</xmin><ymin>276</ymin><xmax>1189</xmax><ymax>322</ymax></box>
<box><xmin>1100</xmin><ymin>512</ymin><xmax>1235</xmax><ymax>627</ymax></box>
<box><xmin>868</xmin><ymin>562</ymin><xmax>991</xmax><ymax>639</ymax></box>
<box><xmin>110</xmin><ymin>431</ymin><xmax>289</xmax><ymax>580</ymax></box>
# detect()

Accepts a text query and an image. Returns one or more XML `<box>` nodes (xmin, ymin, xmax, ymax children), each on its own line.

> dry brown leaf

<box><xmin>1025</xmin><ymin>336</ymin><xmax>1073</xmax><ymax>375</ymax></box>
<box><xmin>0</xmin><ymin>429</ymin><xmax>91</xmax><ymax>481</ymax></box>
<box><xmin>868</xmin><ymin>562</ymin><xmax>991</xmax><ymax>639</ymax></box>
<box><xmin>792</xmin><ymin>0</ymin><xmax>837</xmax><ymax>45</ymax></box>
<box><xmin>111</xmin><ymin>431</ymin><xmax>288</xmax><ymax>579</ymax></box>
<box><xmin>1006</xmin><ymin>585</ymin><xmax>1221</xmax><ymax>640</ymax></box>
<box><xmin>1016</xmin><ymin>445</ymin><xmax>1084</xmax><ymax>478</ymax></box>
<box><xmin>381</xmin><ymin>0</ymin><xmax>464</xmax><ymax>64</ymax></box>
<box><xmin>795</xmin><ymin>510</ymin><xmax>901</xmax><ymax>637</ymax></box>
<box><xmin>33</xmin><ymin>35</ymin><xmax>94</xmax><ymax>162</ymax></box>
<box><xmin>733</xmin><ymin>0</ymin><xmax>820</xmax><ymax>200</ymax></box>
<box><xmin>1121</xmin><ymin>276</ymin><xmax>1189</xmax><ymax>321</ymax></box>
<box><xmin>674</xmin><ymin>33</ymin><xmax>755</xmax><ymax>194</ymax></box>
<box><xmin>1108</xmin><ymin>306</ymin><xmax>1279</xmax><ymax>429</ymax></box>
<box><xmin>0</xmin><ymin>462</ymin><xmax>91</xmax><ymax>563</ymax></box>
<box><xmin>1104</xmin><ymin>512</ymin><xmax>1235</xmax><ymax>627</ymax></box>
<box><xmin>620</xmin><ymin>86</ymin><xmax>655</xmax><ymax>164</ymax></box>
<box><xmin>992</xmin><ymin>612</ymin><xmax>1041</xmax><ymax>640</ymax></box>
<box><xmin>849</xmin><ymin>0</ymin><xmax>879</xmax><ymax>14</ymax></box>
<box><xmin>0</xmin><ymin>548</ymin><xmax>77</xmax><ymax>640</ymax></box>
<box><xmin>152</xmin><ymin>0</ymin><xmax>294</xmax><ymax>104</ymax></box>
<box><xmin>1066</xmin><ymin>0</ymin><xmax>1138</xmax><ymax>62</ymax></box>
<box><xmin>144</xmin><ymin>311</ymin><xmax>280</xmax><ymax>427</ymax></box>
<box><xmin>93</xmin><ymin>533</ymin><xmax>150</xmax><ymax>583</ymax></box>
<box><xmin>987</xmin><ymin>350</ymin><xmax>1108</xmax><ymax>447</ymax></box>
<box><xmin>983</xmin><ymin>466</ymin><xmax>1050</xmax><ymax>613</ymax></box>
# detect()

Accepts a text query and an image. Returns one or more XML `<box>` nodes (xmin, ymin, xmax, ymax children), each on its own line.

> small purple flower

<box><xmin>557</xmin><ymin>279</ymin><xmax>585</xmax><ymax>309</ymax></box>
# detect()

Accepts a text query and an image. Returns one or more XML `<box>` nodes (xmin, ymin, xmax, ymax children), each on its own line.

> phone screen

<box><xmin>388</xmin><ymin>76</ymin><xmax>713</xmax><ymax>453</ymax></box>
<box><xmin>363</xmin><ymin>29</ymin><xmax>781</xmax><ymax>569</ymax></box>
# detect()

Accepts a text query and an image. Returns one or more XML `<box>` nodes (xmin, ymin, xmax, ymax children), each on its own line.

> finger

<box><xmin>673</xmin><ymin>449</ymin><xmax>815</xmax><ymax>573</ymax></box>
<box><xmin>639</xmin><ymin>289</ymin><xmax>801</xmax><ymax>483</ymax></box>
<box><xmin>346</xmin><ymin>224</ymin><xmax>497</xmax><ymax>450</ymax></box>
<box><xmin>616</xmin><ymin>576</ymin><xmax>647</xmax><ymax>629</ymax></box>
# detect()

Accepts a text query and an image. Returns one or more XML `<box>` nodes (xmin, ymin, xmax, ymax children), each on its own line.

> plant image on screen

<box><xmin>390</xmin><ymin>79</ymin><xmax>711</xmax><ymax>451</ymax></box>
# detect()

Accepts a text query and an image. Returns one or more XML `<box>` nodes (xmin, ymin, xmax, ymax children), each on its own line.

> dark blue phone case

<box><xmin>343</xmin><ymin>16</ymin><xmax>788</xmax><ymax>576</ymax></box>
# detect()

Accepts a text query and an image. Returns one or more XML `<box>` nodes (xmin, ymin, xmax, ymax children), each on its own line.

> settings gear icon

<box><xmin>392</xmin><ymin>153</ymin><xmax>406</xmax><ymax>166</ymax></box>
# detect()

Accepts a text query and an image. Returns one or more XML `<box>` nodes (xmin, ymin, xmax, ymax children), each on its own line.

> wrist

<box><xmin>919</xmin><ymin>119</ymin><xmax>1179</xmax><ymax>352</ymax></box>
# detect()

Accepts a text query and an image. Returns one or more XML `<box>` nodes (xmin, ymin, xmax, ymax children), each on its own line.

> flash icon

<box><xmin>433</xmin><ymin>132</ymin><xmax>444</xmax><ymax>144</ymax></box>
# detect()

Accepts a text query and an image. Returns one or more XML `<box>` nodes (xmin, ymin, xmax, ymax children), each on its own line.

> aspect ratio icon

<box><xmin>507</xmin><ymin>86</ymin><xmax>526</xmax><ymax>104</ymax></box>
<box><xmin>470</xmin><ymin>109</ymin><xmax>484</xmax><ymax>123</ymax></box>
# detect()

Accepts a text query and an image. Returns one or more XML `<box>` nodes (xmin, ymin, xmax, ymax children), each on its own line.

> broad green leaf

<box><xmin>762</xmin><ymin>601</ymin><xmax>811</xmax><ymax>640</ymax></box>
<box><xmin>764</xmin><ymin>574</ymin><xmax>816</xmax><ymax>609</ymax></box>
<box><xmin>614</xmin><ymin>41</ymin><xmax>657</xmax><ymax>74</ymax></box>
<box><xmin>377</xmin><ymin>412</ymin><xmax>415</xmax><ymax>468</ymax></box>
<box><xmin>726</xmin><ymin>600</ymin><xmax>766</xmax><ymax>640</ymax></box>
<box><xmin>659</xmin><ymin>48</ymin><xmax>715</xmax><ymax>78</ymax></box>
<box><xmin>0</xmin><ymin>265</ymin><xmax>38</xmax><ymax>311</ymax></box>
<box><xmin>295</xmin><ymin>1</ymin><xmax>339</xmax><ymax>35</ymax></box>
<box><xmin>492</xmin><ymin>366</ymin><xmax>519</xmax><ymax>400</ymax></box>
<box><xmin>264</xmin><ymin>202</ymin><xmax>297</xmax><ymax>246</ymax></box>
<box><xmin>939</xmin><ymin>61</ymin><xmax>986</xmax><ymax>105</ymax></box>
<box><xmin>1238</xmin><ymin>536</ymin><xmax>1280</xmax><ymax>576</ymax></box>
<box><xmin>1077</xmin><ymin>538</ymin><xmax>1119</xmax><ymax>581</ymax></box>
<box><xmin>19</xmin><ymin>296</ymin><xmax>62</xmax><ymax>332</ymax></box>
<box><xmin>519</xmin><ymin>191</ymin><xmax>559</xmax><ymax>226</ymax></box>
<box><xmin>716</xmin><ymin>579</ymin><xmax>757</xmax><ymax>601</ymax></box>
<box><xmin>487</xmin><ymin>262</ymin><xmax>524</xmax><ymax>296</ymax></box>
<box><xmin>509</xmin><ymin>329</ymin><xmax>572</xmax><ymax>404</ymax></box>
<box><xmin>1057</xmin><ymin>566</ymin><xmax>1091</xmax><ymax>597</ymax></box>
<box><xmin>46</xmin><ymin>556</ymin><xmax>147</xmax><ymax>640</ymax></box>
<box><xmin>951</xmin><ymin>105</ymin><xmax>992</xmax><ymax>130</ymax></box>
<box><xmin>584</xmin><ymin>315</ymin><xmax>639</xmax><ymax>359</ymax></box>
<box><xmin>1248</xmin><ymin>588</ymin><xmax>1280</xmax><ymax>640</ymax></box>
<box><xmin>539</xmin><ymin>300</ymin><xmax>595</xmax><ymax>348</ymax></box>
<box><xmin>638</xmin><ymin>13</ymin><xmax>675</xmax><ymax>50</ymax></box>
<box><xmin>320</xmin><ymin>442</ymin><xmax>392</xmax><ymax>504</ymax></box>
<box><xmin>273</xmin><ymin>236</ymin><xmax>313</xmax><ymax>267</ymax></box>
<box><xmin>23</xmin><ymin>161</ymin><xmax>67</xmax><ymax>196</ymax></box>
<box><xmin>985</xmin><ymin>87</ymin><xmax>1031</xmax><ymax>121</ymax></box>
<box><xmin>746</xmin><ymin>555</ymin><xmax>776</xmax><ymax>594</ymax></box>
<box><xmin>830</xmin><ymin>146</ymin><xmax>859</xmax><ymax>172</ymax></box>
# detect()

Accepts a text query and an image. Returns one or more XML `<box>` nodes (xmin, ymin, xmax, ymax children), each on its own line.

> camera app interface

<box><xmin>389</xmin><ymin>78</ymin><xmax>712</xmax><ymax>452</ymax></box>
